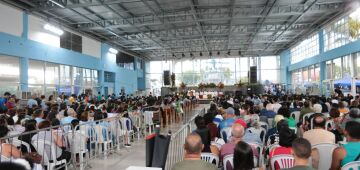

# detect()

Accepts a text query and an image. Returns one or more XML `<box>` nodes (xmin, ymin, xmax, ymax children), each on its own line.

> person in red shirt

<box><xmin>269</xmin><ymin>127</ymin><xmax>297</xmax><ymax>170</ymax></box>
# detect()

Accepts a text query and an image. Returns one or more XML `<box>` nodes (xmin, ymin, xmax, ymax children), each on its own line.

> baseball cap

<box><xmin>234</xmin><ymin>119</ymin><xmax>247</xmax><ymax>128</ymax></box>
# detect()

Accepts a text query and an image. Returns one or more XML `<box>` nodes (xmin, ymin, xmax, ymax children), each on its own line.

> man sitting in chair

<box><xmin>283</xmin><ymin>138</ymin><xmax>315</xmax><ymax>170</ymax></box>
<box><xmin>171</xmin><ymin>133</ymin><xmax>217</xmax><ymax>170</ymax></box>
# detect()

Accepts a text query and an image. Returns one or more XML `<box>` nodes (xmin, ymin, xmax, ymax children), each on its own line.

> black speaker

<box><xmin>163</xmin><ymin>71</ymin><xmax>170</xmax><ymax>86</ymax></box>
<box><xmin>249</xmin><ymin>66</ymin><xmax>257</xmax><ymax>83</ymax></box>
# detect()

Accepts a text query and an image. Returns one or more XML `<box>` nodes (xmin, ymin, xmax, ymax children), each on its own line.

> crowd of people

<box><xmin>0</xmin><ymin>91</ymin><xmax>194</xmax><ymax>170</ymax></box>
<box><xmin>172</xmin><ymin>94</ymin><xmax>360</xmax><ymax>170</ymax></box>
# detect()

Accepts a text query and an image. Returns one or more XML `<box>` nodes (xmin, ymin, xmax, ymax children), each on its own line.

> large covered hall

<box><xmin>0</xmin><ymin>0</ymin><xmax>360</xmax><ymax>170</ymax></box>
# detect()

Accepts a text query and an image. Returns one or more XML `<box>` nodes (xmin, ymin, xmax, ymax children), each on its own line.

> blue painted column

<box><xmin>20</xmin><ymin>12</ymin><xmax>29</xmax><ymax>92</ymax></box>
<box><xmin>280</xmin><ymin>50</ymin><xmax>291</xmax><ymax>88</ymax></box>
<box><xmin>22</xmin><ymin>12</ymin><xmax>28</xmax><ymax>39</ymax></box>
<box><xmin>99</xmin><ymin>43</ymin><xmax>109</xmax><ymax>95</ymax></box>
<box><xmin>318</xmin><ymin>29</ymin><xmax>326</xmax><ymax>95</ymax></box>
<box><xmin>98</xmin><ymin>70</ymin><xmax>104</xmax><ymax>95</ymax></box>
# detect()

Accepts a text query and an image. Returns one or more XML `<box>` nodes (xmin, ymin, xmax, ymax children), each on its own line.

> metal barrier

<box><xmin>164</xmin><ymin>107</ymin><xmax>206</xmax><ymax>170</ymax></box>
<box><xmin>0</xmin><ymin>100</ymin><xmax>199</xmax><ymax>170</ymax></box>
<box><xmin>0</xmin><ymin>115</ymin><xmax>136</xmax><ymax>170</ymax></box>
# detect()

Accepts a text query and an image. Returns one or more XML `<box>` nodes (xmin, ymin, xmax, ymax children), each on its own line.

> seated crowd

<box><xmin>0</xmin><ymin>91</ymin><xmax>195</xmax><ymax>170</ymax></box>
<box><xmin>172</xmin><ymin>93</ymin><xmax>360</xmax><ymax>170</ymax></box>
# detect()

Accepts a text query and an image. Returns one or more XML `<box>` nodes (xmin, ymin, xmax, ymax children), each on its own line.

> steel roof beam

<box><xmin>261</xmin><ymin>0</ymin><xmax>320</xmax><ymax>54</ymax></box>
<box><xmin>244</xmin><ymin>0</ymin><xmax>278</xmax><ymax>53</ymax></box>
<box><xmin>225</xmin><ymin>0</ymin><xmax>236</xmax><ymax>50</ymax></box>
<box><xmin>73</xmin><ymin>3</ymin><xmax>343</xmax><ymax>30</ymax></box>
<box><xmin>189</xmin><ymin>0</ymin><xmax>209</xmax><ymax>53</ymax></box>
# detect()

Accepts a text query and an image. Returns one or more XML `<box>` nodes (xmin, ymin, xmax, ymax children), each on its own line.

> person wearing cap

<box><xmin>218</xmin><ymin>107</ymin><xmax>236</xmax><ymax>131</ymax></box>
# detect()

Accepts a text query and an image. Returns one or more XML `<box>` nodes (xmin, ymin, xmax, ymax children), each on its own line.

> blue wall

<box><xmin>0</xmin><ymin>11</ymin><xmax>145</xmax><ymax>95</ymax></box>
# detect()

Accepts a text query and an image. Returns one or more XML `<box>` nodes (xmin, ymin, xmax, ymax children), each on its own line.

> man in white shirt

<box><xmin>303</xmin><ymin>115</ymin><xmax>335</xmax><ymax>145</ymax></box>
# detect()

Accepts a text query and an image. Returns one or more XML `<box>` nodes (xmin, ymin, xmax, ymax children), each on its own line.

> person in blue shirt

<box><xmin>219</xmin><ymin>107</ymin><xmax>237</xmax><ymax>131</ymax></box>
<box><xmin>0</xmin><ymin>92</ymin><xmax>11</xmax><ymax>111</ymax></box>
<box><xmin>260</xmin><ymin>103</ymin><xmax>276</xmax><ymax>119</ymax></box>
<box><xmin>32</xmin><ymin>109</ymin><xmax>45</xmax><ymax>124</ymax></box>
<box><xmin>61</xmin><ymin>108</ymin><xmax>77</xmax><ymax>125</ymax></box>
<box><xmin>27</xmin><ymin>94</ymin><xmax>38</xmax><ymax>109</ymax></box>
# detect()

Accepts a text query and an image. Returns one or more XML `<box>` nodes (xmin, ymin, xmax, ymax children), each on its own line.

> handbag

<box><xmin>25</xmin><ymin>152</ymin><xmax>42</xmax><ymax>164</ymax></box>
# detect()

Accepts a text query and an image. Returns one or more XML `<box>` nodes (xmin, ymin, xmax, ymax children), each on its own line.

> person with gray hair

<box><xmin>171</xmin><ymin>133</ymin><xmax>217</xmax><ymax>170</ymax></box>
<box><xmin>220</xmin><ymin>123</ymin><xmax>245</xmax><ymax>161</ymax></box>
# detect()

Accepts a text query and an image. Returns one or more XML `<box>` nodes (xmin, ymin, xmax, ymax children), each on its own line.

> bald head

<box><xmin>231</xmin><ymin>123</ymin><xmax>244</xmax><ymax>139</ymax></box>
<box><xmin>313</xmin><ymin>115</ymin><xmax>326</xmax><ymax>128</ymax></box>
<box><xmin>184</xmin><ymin>133</ymin><xmax>203</xmax><ymax>154</ymax></box>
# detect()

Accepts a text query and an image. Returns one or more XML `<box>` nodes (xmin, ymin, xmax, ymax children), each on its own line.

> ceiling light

<box><xmin>49</xmin><ymin>0</ymin><xmax>65</xmax><ymax>8</ymax></box>
<box><xmin>108</xmin><ymin>48</ymin><xmax>118</xmax><ymax>54</ymax></box>
<box><xmin>44</xmin><ymin>24</ymin><xmax>64</xmax><ymax>35</ymax></box>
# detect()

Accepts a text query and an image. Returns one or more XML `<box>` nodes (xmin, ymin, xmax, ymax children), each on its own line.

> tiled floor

<box><xmin>90</xmin><ymin>105</ymin><xmax>207</xmax><ymax>170</ymax></box>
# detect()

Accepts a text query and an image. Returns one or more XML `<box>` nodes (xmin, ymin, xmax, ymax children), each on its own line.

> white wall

<box><xmin>82</xmin><ymin>36</ymin><xmax>101</xmax><ymax>58</ymax></box>
<box><xmin>0</xmin><ymin>3</ymin><xmax>23</xmax><ymax>37</ymax></box>
<box><xmin>28</xmin><ymin>15</ymin><xmax>60</xmax><ymax>47</ymax></box>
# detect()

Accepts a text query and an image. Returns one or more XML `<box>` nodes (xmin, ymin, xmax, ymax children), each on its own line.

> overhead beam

<box><xmin>189</xmin><ymin>0</ymin><xmax>209</xmax><ymax>53</ymax></box>
<box><xmin>225</xmin><ymin>0</ymin><xmax>236</xmax><ymax>50</ymax></box>
<box><xmin>244</xmin><ymin>0</ymin><xmax>278</xmax><ymax>53</ymax></box>
<box><xmin>72</xmin><ymin>2</ymin><xmax>343</xmax><ymax>30</ymax></box>
<box><xmin>261</xmin><ymin>0</ymin><xmax>321</xmax><ymax>54</ymax></box>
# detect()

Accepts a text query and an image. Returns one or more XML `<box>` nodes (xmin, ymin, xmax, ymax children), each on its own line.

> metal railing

<box><xmin>0</xmin><ymin>115</ymin><xmax>138</xmax><ymax>170</ymax></box>
<box><xmin>164</xmin><ymin>107</ymin><xmax>206</xmax><ymax>170</ymax></box>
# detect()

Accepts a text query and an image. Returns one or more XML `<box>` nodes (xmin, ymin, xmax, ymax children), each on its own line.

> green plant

<box><xmin>349</xmin><ymin>17</ymin><xmax>360</xmax><ymax>39</ymax></box>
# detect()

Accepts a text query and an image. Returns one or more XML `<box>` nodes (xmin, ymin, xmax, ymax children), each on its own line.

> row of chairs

<box><xmin>2</xmin><ymin>116</ymin><xmax>138</xmax><ymax>170</ymax></box>
<box><xmin>201</xmin><ymin>143</ymin><xmax>358</xmax><ymax>170</ymax></box>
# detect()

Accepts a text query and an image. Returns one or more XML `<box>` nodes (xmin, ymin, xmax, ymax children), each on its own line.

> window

<box><xmin>0</xmin><ymin>56</ymin><xmax>20</xmax><ymax>84</ymax></box>
<box><xmin>45</xmin><ymin>62</ymin><xmax>59</xmax><ymax>85</ymax></box>
<box><xmin>60</xmin><ymin>30</ymin><xmax>82</xmax><ymax>53</ymax></box>
<box><xmin>342</xmin><ymin>55</ymin><xmax>352</xmax><ymax>77</ymax></box>
<box><xmin>104</xmin><ymin>71</ymin><xmax>115</xmax><ymax>83</ymax></box>
<box><xmin>28</xmin><ymin>60</ymin><xmax>44</xmax><ymax>85</ymax></box>
<box><xmin>333</xmin><ymin>57</ymin><xmax>342</xmax><ymax>79</ymax></box>
<box><xmin>0</xmin><ymin>56</ymin><xmax>20</xmax><ymax>96</ymax></box>
<box><xmin>290</xmin><ymin>33</ymin><xmax>319</xmax><ymax>64</ymax></box>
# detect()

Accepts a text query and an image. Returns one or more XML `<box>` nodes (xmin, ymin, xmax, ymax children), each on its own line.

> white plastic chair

<box><xmin>32</xmin><ymin>139</ymin><xmax>68</xmax><ymax>170</ymax></box>
<box><xmin>312</xmin><ymin>143</ymin><xmax>338</xmax><ymax>170</ymax></box>
<box><xmin>270</xmin><ymin>154</ymin><xmax>294</xmax><ymax>170</ymax></box>
<box><xmin>247</xmin><ymin>127</ymin><xmax>267</xmax><ymax>144</ymax></box>
<box><xmin>220</xmin><ymin>127</ymin><xmax>232</xmax><ymax>143</ymax></box>
<box><xmin>325</xmin><ymin>120</ymin><xmax>335</xmax><ymax>130</ymax></box>
<box><xmin>94</xmin><ymin>124</ymin><xmax>113</xmax><ymax>156</ymax></box>
<box><xmin>302</xmin><ymin>112</ymin><xmax>314</xmax><ymax>124</ymax></box>
<box><xmin>341</xmin><ymin>161</ymin><xmax>360</xmax><ymax>170</ymax></box>
<box><xmin>12</xmin><ymin>139</ymin><xmax>31</xmax><ymax>153</ymax></box>
<box><xmin>290</xmin><ymin>127</ymin><xmax>297</xmax><ymax>134</ymax></box>
<box><xmin>223</xmin><ymin>154</ymin><xmax>233</xmax><ymax>170</ymax></box>
<box><xmin>290</xmin><ymin>111</ymin><xmax>300</xmax><ymax>123</ymax></box>
<box><xmin>259</xmin><ymin>122</ymin><xmax>268</xmax><ymax>132</ymax></box>
<box><xmin>67</xmin><ymin>129</ymin><xmax>89</xmax><ymax>170</ymax></box>
<box><xmin>121</xmin><ymin>118</ymin><xmax>135</xmax><ymax>143</ymax></box>
<box><xmin>248</xmin><ymin>142</ymin><xmax>264</xmax><ymax>166</ymax></box>
<box><xmin>200</xmin><ymin>153</ymin><xmax>219</xmax><ymax>167</ymax></box>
